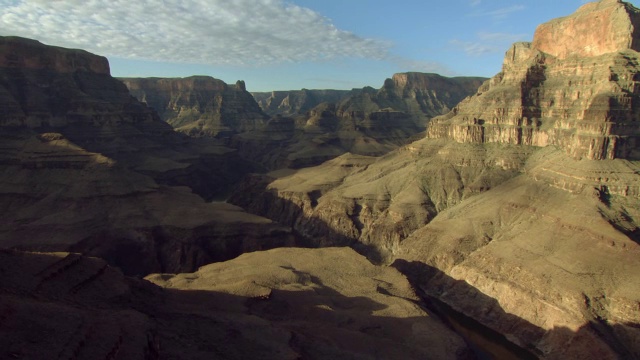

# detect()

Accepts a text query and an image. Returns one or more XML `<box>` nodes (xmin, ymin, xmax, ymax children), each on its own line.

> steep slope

<box><xmin>121</xmin><ymin>76</ymin><xmax>269</xmax><ymax>137</ymax></box>
<box><xmin>233</xmin><ymin>73</ymin><xmax>485</xmax><ymax>170</ymax></box>
<box><xmin>252</xmin><ymin>88</ymin><xmax>352</xmax><ymax>116</ymax></box>
<box><xmin>0</xmin><ymin>248</ymin><xmax>470</xmax><ymax>359</ymax></box>
<box><xmin>0</xmin><ymin>36</ymin><xmax>292</xmax><ymax>275</ymax></box>
<box><xmin>230</xmin><ymin>0</ymin><xmax>640</xmax><ymax>357</ymax></box>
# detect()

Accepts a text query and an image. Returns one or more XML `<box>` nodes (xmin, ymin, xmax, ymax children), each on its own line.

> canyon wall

<box><xmin>0</xmin><ymin>36</ymin><xmax>292</xmax><ymax>275</ymax></box>
<box><xmin>427</xmin><ymin>0</ymin><xmax>640</xmax><ymax>160</ymax></box>
<box><xmin>252</xmin><ymin>89</ymin><xmax>352</xmax><ymax>116</ymax></box>
<box><xmin>121</xmin><ymin>76</ymin><xmax>268</xmax><ymax>137</ymax></box>
<box><xmin>231</xmin><ymin>1</ymin><xmax>640</xmax><ymax>357</ymax></box>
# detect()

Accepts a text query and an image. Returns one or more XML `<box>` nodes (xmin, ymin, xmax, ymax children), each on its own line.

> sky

<box><xmin>1</xmin><ymin>0</ymin><xmax>639</xmax><ymax>91</ymax></box>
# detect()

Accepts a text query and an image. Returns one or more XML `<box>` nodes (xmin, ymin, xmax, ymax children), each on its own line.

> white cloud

<box><xmin>0</xmin><ymin>0</ymin><xmax>389</xmax><ymax>66</ymax></box>
<box><xmin>470</xmin><ymin>0</ymin><xmax>482</xmax><ymax>7</ymax></box>
<box><xmin>450</xmin><ymin>31</ymin><xmax>527</xmax><ymax>57</ymax></box>
<box><xmin>469</xmin><ymin>5</ymin><xmax>525</xmax><ymax>20</ymax></box>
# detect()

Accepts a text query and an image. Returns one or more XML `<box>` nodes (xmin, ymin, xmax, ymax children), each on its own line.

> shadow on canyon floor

<box><xmin>227</xmin><ymin>180</ymin><xmax>640</xmax><ymax>359</ymax></box>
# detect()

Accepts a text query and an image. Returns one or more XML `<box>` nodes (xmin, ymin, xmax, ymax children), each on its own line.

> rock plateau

<box><xmin>230</xmin><ymin>1</ymin><xmax>640</xmax><ymax>358</ymax></box>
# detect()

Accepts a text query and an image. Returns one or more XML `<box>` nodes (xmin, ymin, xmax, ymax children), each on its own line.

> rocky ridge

<box><xmin>252</xmin><ymin>88</ymin><xmax>352</xmax><ymax>116</ymax></box>
<box><xmin>0</xmin><ymin>36</ymin><xmax>292</xmax><ymax>275</ymax></box>
<box><xmin>121</xmin><ymin>76</ymin><xmax>268</xmax><ymax>137</ymax></box>
<box><xmin>230</xmin><ymin>1</ymin><xmax>640</xmax><ymax>357</ymax></box>
<box><xmin>231</xmin><ymin>73</ymin><xmax>485</xmax><ymax>169</ymax></box>
<box><xmin>0</xmin><ymin>248</ymin><xmax>470</xmax><ymax>359</ymax></box>
<box><xmin>427</xmin><ymin>0</ymin><xmax>640</xmax><ymax>160</ymax></box>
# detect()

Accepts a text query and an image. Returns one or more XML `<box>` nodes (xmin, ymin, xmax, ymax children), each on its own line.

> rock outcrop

<box><xmin>0</xmin><ymin>36</ymin><xmax>292</xmax><ymax>275</ymax></box>
<box><xmin>252</xmin><ymin>89</ymin><xmax>352</xmax><ymax>116</ymax></box>
<box><xmin>0</xmin><ymin>248</ymin><xmax>470</xmax><ymax>359</ymax></box>
<box><xmin>231</xmin><ymin>1</ymin><xmax>640</xmax><ymax>357</ymax></box>
<box><xmin>121</xmin><ymin>76</ymin><xmax>269</xmax><ymax>137</ymax></box>
<box><xmin>232</xmin><ymin>73</ymin><xmax>485</xmax><ymax>170</ymax></box>
<box><xmin>427</xmin><ymin>0</ymin><xmax>640</xmax><ymax>160</ymax></box>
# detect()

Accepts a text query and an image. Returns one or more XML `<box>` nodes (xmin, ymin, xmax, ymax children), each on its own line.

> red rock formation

<box><xmin>428</xmin><ymin>0</ymin><xmax>640</xmax><ymax>160</ymax></box>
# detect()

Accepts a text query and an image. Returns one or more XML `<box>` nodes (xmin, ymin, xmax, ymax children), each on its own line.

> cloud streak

<box><xmin>469</xmin><ymin>5</ymin><xmax>525</xmax><ymax>20</ymax></box>
<box><xmin>450</xmin><ymin>31</ymin><xmax>527</xmax><ymax>57</ymax></box>
<box><xmin>0</xmin><ymin>0</ymin><xmax>390</xmax><ymax>66</ymax></box>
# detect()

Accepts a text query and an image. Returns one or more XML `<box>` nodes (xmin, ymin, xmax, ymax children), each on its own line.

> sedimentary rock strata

<box><xmin>427</xmin><ymin>0</ymin><xmax>640</xmax><ymax>160</ymax></box>
<box><xmin>252</xmin><ymin>88</ymin><xmax>352</xmax><ymax>116</ymax></box>
<box><xmin>232</xmin><ymin>1</ymin><xmax>640</xmax><ymax>357</ymax></box>
<box><xmin>0</xmin><ymin>248</ymin><xmax>470</xmax><ymax>359</ymax></box>
<box><xmin>121</xmin><ymin>76</ymin><xmax>269</xmax><ymax>137</ymax></box>
<box><xmin>231</xmin><ymin>73</ymin><xmax>484</xmax><ymax>170</ymax></box>
<box><xmin>0</xmin><ymin>36</ymin><xmax>292</xmax><ymax>275</ymax></box>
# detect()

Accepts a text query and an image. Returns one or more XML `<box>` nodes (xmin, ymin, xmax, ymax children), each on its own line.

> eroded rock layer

<box><xmin>231</xmin><ymin>1</ymin><xmax>640</xmax><ymax>357</ymax></box>
<box><xmin>427</xmin><ymin>0</ymin><xmax>640</xmax><ymax>160</ymax></box>
<box><xmin>252</xmin><ymin>89</ymin><xmax>352</xmax><ymax>116</ymax></box>
<box><xmin>232</xmin><ymin>73</ymin><xmax>485</xmax><ymax>170</ymax></box>
<box><xmin>0</xmin><ymin>248</ymin><xmax>470</xmax><ymax>360</ymax></box>
<box><xmin>0</xmin><ymin>36</ymin><xmax>291</xmax><ymax>275</ymax></box>
<box><xmin>121</xmin><ymin>76</ymin><xmax>268</xmax><ymax>137</ymax></box>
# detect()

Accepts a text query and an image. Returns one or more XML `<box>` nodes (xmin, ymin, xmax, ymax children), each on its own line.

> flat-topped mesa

<box><xmin>0</xmin><ymin>36</ymin><xmax>159</xmax><ymax>129</ymax></box>
<box><xmin>0</xmin><ymin>36</ymin><xmax>110</xmax><ymax>74</ymax></box>
<box><xmin>427</xmin><ymin>0</ymin><xmax>640</xmax><ymax>160</ymax></box>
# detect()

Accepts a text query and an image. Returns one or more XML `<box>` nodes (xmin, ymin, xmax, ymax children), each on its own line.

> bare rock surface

<box><xmin>427</xmin><ymin>0</ymin><xmax>640</xmax><ymax>160</ymax></box>
<box><xmin>0</xmin><ymin>248</ymin><xmax>471</xmax><ymax>360</ymax></box>
<box><xmin>230</xmin><ymin>1</ymin><xmax>640</xmax><ymax>357</ymax></box>
<box><xmin>121</xmin><ymin>76</ymin><xmax>269</xmax><ymax>137</ymax></box>
<box><xmin>252</xmin><ymin>88</ymin><xmax>352</xmax><ymax>116</ymax></box>
<box><xmin>232</xmin><ymin>73</ymin><xmax>485</xmax><ymax>170</ymax></box>
<box><xmin>0</xmin><ymin>36</ymin><xmax>293</xmax><ymax>275</ymax></box>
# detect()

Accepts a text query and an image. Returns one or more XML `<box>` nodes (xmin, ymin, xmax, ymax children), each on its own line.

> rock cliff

<box><xmin>231</xmin><ymin>1</ymin><xmax>640</xmax><ymax>357</ymax></box>
<box><xmin>0</xmin><ymin>248</ymin><xmax>470</xmax><ymax>359</ymax></box>
<box><xmin>0</xmin><ymin>36</ymin><xmax>292</xmax><ymax>275</ymax></box>
<box><xmin>252</xmin><ymin>89</ymin><xmax>352</xmax><ymax>116</ymax></box>
<box><xmin>121</xmin><ymin>76</ymin><xmax>269</xmax><ymax>137</ymax></box>
<box><xmin>233</xmin><ymin>73</ymin><xmax>484</xmax><ymax>170</ymax></box>
<box><xmin>427</xmin><ymin>0</ymin><xmax>640</xmax><ymax>160</ymax></box>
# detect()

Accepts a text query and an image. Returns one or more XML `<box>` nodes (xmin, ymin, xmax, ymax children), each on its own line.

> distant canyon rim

<box><xmin>1</xmin><ymin>0</ymin><xmax>640</xmax><ymax>359</ymax></box>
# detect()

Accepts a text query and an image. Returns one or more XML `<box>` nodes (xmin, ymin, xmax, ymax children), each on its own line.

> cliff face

<box><xmin>252</xmin><ymin>89</ymin><xmax>352</xmax><ymax>116</ymax></box>
<box><xmin>427</xmin><ymin>0</ymin><xmax>640</xmax><ymax>160</ymax></box>
<box><xmin>232</xmin><ymin>73</ymin><xmax>485</xmax><ymax>170</ymax></box>
<box><xmin>231</xmin><ymin>1</ymin><xmax>640</xmax><ymax>357</ymax></box>
<box><xmin>121</xmin><ymin>76</ymin><xmax>268</xmax><ymax>137</ymax></box>
<box><xmin>0</xmin><ymin>36</ymin><xmax>292</xmax><ymax>275</ymax></box>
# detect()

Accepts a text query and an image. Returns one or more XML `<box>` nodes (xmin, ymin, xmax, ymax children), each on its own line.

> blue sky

<box><xmin>1</xmin><ymin>0</ymin><xmax>638</xmax><ymax>91</ymax></box>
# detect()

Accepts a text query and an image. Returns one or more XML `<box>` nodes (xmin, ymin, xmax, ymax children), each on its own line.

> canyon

<box><xmin>122</xmin><ymin>72</ymin><xmax>484</xmax><ymax>169</ymax></box>
<box><xmin>1</xmin><ymin>0</ymin><xmax>640</xmax><ymax>359</ymax></box>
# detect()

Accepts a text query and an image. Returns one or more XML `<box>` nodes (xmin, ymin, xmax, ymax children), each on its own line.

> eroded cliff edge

<box><xmin>427</xmin><ymin>0</ymin><xmax>640</xmax><ymax>161</ymax></box>
<box><xmin>230</xmin><ymin>1</ymin><xmax>640</xmax><ymax>357</ymax></box>
<box><xmin>0</xmin><ymin>36</ymin><xmax>293</xmax><ymax>276</ymax></box>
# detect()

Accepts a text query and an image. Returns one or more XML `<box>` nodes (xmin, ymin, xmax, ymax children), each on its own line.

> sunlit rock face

<box><xmin>428</xmin><ymin>0</ymin><xmax>640</xmax><ymax>160</ymax></box>
<box><xmin>121</xmin><ymin>76</ymin><xmax>269</xmax><ymax>137</ymax></box>
<box><xmin>230</xmin><ymin>2</ymin><xmax>640</xmax><ymax>358</ymax></box>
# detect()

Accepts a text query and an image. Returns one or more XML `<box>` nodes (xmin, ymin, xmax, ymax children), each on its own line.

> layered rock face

<box><xmin>231</xmin><ymin>1</ymin><xmax>640</xmax><ymax>357</ymax></box>
<box><xmin>232</xmin><ymin>73</ymin><xmax>484</xmax><ymax>170</ymax></box>
<box><xmin>121</xmin><ymin>76</ymin><xmax>268</xmax><ymax>137</ymax></box>
<box><xmin>252</xmin><ymin>89</ymin><xmax>352</xmax><ymax>116</ymax></box>
<box><xmin>0</xmin><ymin>248</ymin><xmax>470</xmax><ymax>359</ymax></box>
<box><xmin>0</xmin><ymin>36</ymin><xmax>292</xmax><ymax>275</ymax></box>
<box><xmin>340</xmin><ymin>73</ymin><xmax>486</xmax><ymax>127</ymax></box>
<box><xmin>427</xmin><ymin>0</ymin><xmax>640</xmax><ymax>160</ymax></box>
